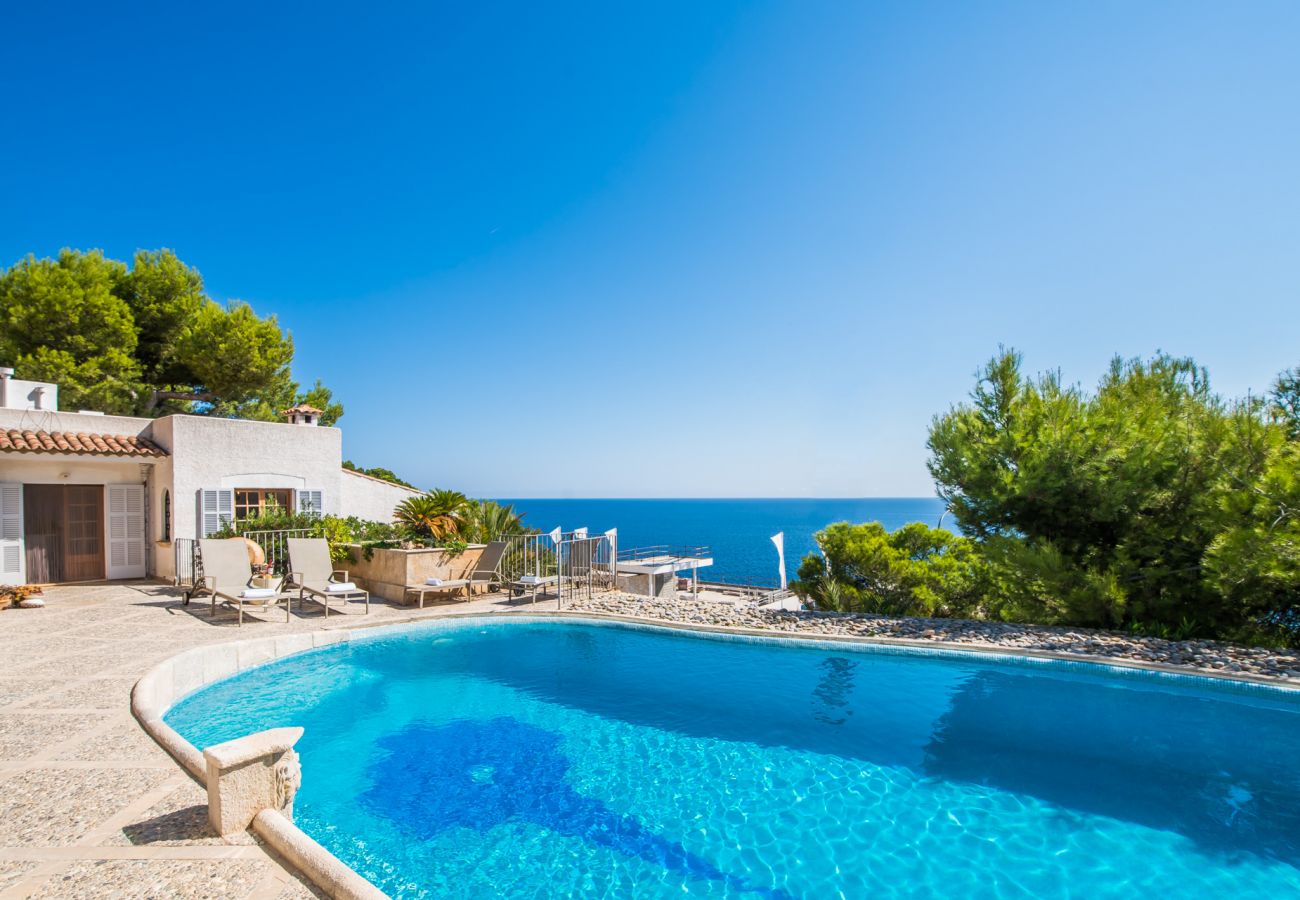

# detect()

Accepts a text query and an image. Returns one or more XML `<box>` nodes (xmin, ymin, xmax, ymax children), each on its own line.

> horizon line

<box><xmin>486</xmin><ymin>496</ymin><xmax>944</xmax><ymax>501</ymax></box>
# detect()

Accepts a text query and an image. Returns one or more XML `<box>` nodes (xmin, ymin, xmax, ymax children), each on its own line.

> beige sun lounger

<box><xmin>404</xmin><ymin>540</ymin><xmax>508</xmax><ymax>608</ymax></box>
<box><xmin>195</xmin><ymin>538</ymin><xmax>289</xmax><ymax>625</ymax></box>
<box><xmin>286</xmin><ymin>538</ymin><xmax>369</xmax><ymax>617</ymax></box>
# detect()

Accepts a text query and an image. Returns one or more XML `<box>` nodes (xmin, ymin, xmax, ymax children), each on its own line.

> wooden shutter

<box><xmin>0</xmin><ymin>483</ymin><xmax>24</xmax><ymax>586</ymax></box>
<box><xmin>199</xmin><ymin>489</ymin><xmax>234</xmax><ymax>537</ymax></box>
<box><xmin>298</xmin><ymin>489</ymin><xmax>323</xmax><ymax>518</ymax></box>
<box><xmin>107</xmin><ymin>485</ymin><xmax>146</xmax><ymax>579</ymax></box>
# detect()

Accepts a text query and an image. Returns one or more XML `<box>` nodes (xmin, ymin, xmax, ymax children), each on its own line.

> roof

<box><xmin>282</xmin><ymin>404</ymin><xmax>324</xmax><ymax>415</ymax></box>
<box><xmin>340</xmin><ymin>466</ymin><xmax>423</xmax><ymax>493</ymax></box>
<box><xmin>0</xmin><ymin>429</ymin><xmax>168</xmax><ymax>458</ymax></box>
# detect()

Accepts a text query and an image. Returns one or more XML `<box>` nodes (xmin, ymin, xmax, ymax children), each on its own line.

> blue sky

<box><xmin>3</xmin><ymin>2</ymin><xmax>1298</xmax><ymax>497</ymax></box>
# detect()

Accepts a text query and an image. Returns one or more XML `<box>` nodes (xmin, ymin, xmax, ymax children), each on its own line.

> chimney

<box><xmin>281</xmin><ymin>404</ymin><xmax>323</xmax><ymax>426</ymax></box>
<box><xmin>0</xmin><ymin>367</ymin><xmax>11</xmax><ymax>408</ymax></box>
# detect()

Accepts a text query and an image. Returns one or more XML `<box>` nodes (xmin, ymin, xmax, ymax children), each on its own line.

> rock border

<box><xmin>131</xmin><ymin>607</ymin><xmax>1300</xmax><ymax>899</ymax></box>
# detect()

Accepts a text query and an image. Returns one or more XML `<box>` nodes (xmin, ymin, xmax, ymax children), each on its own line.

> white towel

<box><xmin>425</xmin><ymin>577</ymin><xmax>443</xmax><ymax>586</ymax></box>
<box><xmin>326</xmin><ymin>582</ymin><xmax>357</xmax><ymax>593</ymax></box>
<box><xmin>240</xmin><ymin>588</ymin><xmax>278</xmax><ymax>600</ymax></box>
<box><xmin>519</xmin><ymin>575</ymin><xmax>546</xmax><ymax>585</ymax></box>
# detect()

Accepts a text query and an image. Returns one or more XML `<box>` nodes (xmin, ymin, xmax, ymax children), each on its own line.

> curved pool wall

<box><xmin>144</xmin><ymin>616</ymin><xmax>1300</xmax><ymax>900</ymax></box>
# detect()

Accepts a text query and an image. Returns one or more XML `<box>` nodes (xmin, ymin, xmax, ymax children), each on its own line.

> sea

<box><xmin>493</xmin><ymin>498</ymin><xmax>949</xmax><ymax>587</ymax></box>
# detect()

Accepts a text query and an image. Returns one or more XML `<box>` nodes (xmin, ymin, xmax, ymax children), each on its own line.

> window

<box><xmin>161</xmin><ymin>490</ymin><xmax>171</xmax><ymax>542</ymax></box>
<box><xmin>233</xmin><ymin>489</ymin><xmax>292</xmax><ymax>521</ymax></box>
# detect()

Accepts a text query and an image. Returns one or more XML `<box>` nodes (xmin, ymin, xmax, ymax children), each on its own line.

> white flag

<box><xmin>771</xmin><ymin>532</ymin><xmax>787</xmax><ymax>588</ymax></box>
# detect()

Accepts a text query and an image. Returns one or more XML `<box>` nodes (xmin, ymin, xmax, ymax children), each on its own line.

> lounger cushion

<box><xmin>240</xmin><ymin>588</ymin><xmax>279</xmax><ymax>599</ymax></box>
<box><xmin>326</xmin><ymin>582</ymin><xmax>358</xmax><ymax>592</ymax></box>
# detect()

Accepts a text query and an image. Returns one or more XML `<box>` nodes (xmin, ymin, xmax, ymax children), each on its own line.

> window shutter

<box><xmin>298</xmin><ymin>489</ymin><xmax>323</xmax><ymax>518</ymax></box>
<box><xmin>107</xmin><ymin>485</ymin><xmax>146</xmax><ymax>579</ymax></box>
<box><xmin>0</xmin><ymin>483</ymin><xmax>24</xmax><ymax>586</ymax></box>
<box><xmin>199</xmin><ymin>489</ymin><xmax>234</xmax><ymax>537</ymax></box>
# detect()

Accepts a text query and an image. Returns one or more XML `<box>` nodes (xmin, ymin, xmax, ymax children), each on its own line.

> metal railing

<box><xmin>173</xmin><ymin>528</ymin><xmax>314</xmax><ymax>590</ymax></box>
<box><xmin>752</xmin><ymin>587</ymin><xmax>797</xmax><ymax>609</ymax></box>
<box><xmin>174</xmin><ymin>538</ymin><xmax>199</xmax><ymax>589</ymax></box>
<box><xmin>617</xmin><ymin>544</ymin><xmax>711</xmax><ymax>562</ymax></box>
<box><xmin>239</xmin><ymin>529</ymin><xmax>314</xmax><ymax>577</ymax></box>
<box><xmin>500</xmin><ymin>530</ymin><xmax>618</xmax><ymax>605</ymax></box>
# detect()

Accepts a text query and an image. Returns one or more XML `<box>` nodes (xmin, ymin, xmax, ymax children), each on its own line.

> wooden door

<box><xmin>22</xmin><ymin>485</ymin><xmax>107</xmax><ymax>583</ymax></box>
<box><xmin>63</xmin><ymin>486</ymin><xmax>105</xmax><ymax>581</ymax></box>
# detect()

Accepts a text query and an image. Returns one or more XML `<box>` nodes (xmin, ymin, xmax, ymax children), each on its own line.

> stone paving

<box><xmin>3</xmin><ymin>582</ymin><xmax>1297</xmax><ymax>899</ymax></box>
<box><xmin>0</xmin><ymin>582</ymin><xmax>517</xmax><ymax>900</ymax></box>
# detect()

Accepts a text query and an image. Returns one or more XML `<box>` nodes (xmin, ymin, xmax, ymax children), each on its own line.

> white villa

<box><xmin>0</xmin><ymin>368</ymin><xmax>420</xmax><ymax>586</ymax></box>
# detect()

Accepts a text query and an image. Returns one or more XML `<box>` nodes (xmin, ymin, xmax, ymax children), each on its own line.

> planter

<box><xmin>343</xmin><ymin>544</ymin><xmax>488</xmax><ymax>604</ymax></box>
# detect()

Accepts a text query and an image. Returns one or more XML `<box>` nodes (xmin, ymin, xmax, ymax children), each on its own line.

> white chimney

<box><xmin>282</xmin><ymin>404</ymin><xmax>323</xmax><ymax>426</ymax></box>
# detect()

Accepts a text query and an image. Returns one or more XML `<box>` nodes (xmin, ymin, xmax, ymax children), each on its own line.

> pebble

<box><xmin>568</xmin><ymin>593</ymin><xmax>1300</xmax><ymax>684</ymax></box>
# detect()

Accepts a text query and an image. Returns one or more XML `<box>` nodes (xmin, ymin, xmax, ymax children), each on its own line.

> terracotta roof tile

<box><xmin>0</xmin><ymin>429</ymin><xmax>167</xmax><ymax>458</ymax></box>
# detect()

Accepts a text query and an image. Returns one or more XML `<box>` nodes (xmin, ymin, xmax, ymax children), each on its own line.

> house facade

<box><xmin>0</xmin><ymin>368</ymin><xmax>420</xmax><ymax>586</ymax></box>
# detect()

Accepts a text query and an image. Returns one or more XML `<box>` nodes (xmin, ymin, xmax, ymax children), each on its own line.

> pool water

<box><xmin>166</xmin><ymin>619</ymin><xmax>1300</xmax><ymax>898</ymax></box>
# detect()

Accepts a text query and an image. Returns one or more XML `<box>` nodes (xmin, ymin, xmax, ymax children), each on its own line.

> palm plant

<box><xmin>461</xmin><ymin>500</ymin><xmax>527</xmax><ymax>543</ymax></box>
<box><xmin>394</xmin><ymin>489</ymin><xmax>470</xmax><ymax>541</ymax></box>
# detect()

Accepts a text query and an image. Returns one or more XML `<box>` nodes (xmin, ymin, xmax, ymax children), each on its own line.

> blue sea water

<box><xmin>167</xmin><ymin>618</ymin><xmax>1300</xmax><ymax>899</ymax></box>
<box><xmin>494</xmin><ymin>498</ymin><xmax>949</xmax><ymax>586</ymax></box>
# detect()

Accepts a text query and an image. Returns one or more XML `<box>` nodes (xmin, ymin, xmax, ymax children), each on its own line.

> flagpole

<box><xmin>771</xmin><ymin>532</ymin><xmax>786</xmax><ymax>591</ymax></box>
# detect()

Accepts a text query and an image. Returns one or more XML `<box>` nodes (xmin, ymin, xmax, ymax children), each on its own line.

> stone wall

<box><xmin>616</xmin><ymin>571</ymin><xmax>678</xmax><ymax>600</ymax></box>
<box><xmin>344</xmin><ymin>544</ymin><xmax>488</xmax><ymax>603</ymax></box>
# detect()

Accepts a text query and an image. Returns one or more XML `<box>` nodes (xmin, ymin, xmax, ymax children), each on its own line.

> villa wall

<box><xmin>0</xmin><ymin>406</ymin><xmax>156</xmax><ymax>439</ymax></box>
<box><xmin>167</xmin><ymin>415</ymin><xmax>345</xmax><ymax>542</ymax></box>
<box><xmin>339</xmin><ymin>468</ymin><xmax>421</xmax><ymax>523</ymax></box>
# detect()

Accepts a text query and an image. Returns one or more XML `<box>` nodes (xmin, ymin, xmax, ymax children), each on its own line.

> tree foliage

<box><xmin>922</xmin><ymin>349</ymin><xmax>1296</xmax><ymax>640</ymax></box>
<box><xmin>0</xmin><ymin>248</ymin><xmax>341</xmax><ymax>423</ymax></box>
<box><xmin>1271</xmin><ymin>367</ymin><xmax>1300</xmax><ymax>440</ymax></box>
<box><xmin>797</xmin><ymin>349</ymin><xmax>1300</xmax><ymax>646</ymax></box>
<box><xmin>1204</xmin><ymin>439</ymin><xmax>1300</xmax><ymax>638</ymax></box>
<box><xmin>791</xmin><ymin>521</ymin><xmax>989</xmax><ymax>618</ymax></box>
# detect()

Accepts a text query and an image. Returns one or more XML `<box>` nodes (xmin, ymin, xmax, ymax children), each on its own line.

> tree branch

<box><xmin>146</xmin><ymin>389</ymin><xmax>216</xmax><ymax>413</ymax></box>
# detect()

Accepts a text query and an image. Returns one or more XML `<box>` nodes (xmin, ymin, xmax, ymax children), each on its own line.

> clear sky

<box><xmin>3</xmin><ymin>2</ymin><xmax>1298</xmax><ymax>497</ymax></box>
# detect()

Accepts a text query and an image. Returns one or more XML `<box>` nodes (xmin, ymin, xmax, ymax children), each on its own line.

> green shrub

<box><xmin>792</xmin><ymin>521</ymin><xmax>990</xmax><ymax>618</ymax></box>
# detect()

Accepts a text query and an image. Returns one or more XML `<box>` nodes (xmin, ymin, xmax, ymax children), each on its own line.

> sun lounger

<box><xmin>286</xmin><ymin>538</ymin><xmax>369</xmax><ymax>617</ymax></box>
<box><xmin>510</xmin><ymin>573</ymin><xmax>559</xmax><ymax>604</ymax></box>
<box><xmin>195</xmin><ymin>538</ymin><xmax>289</xmax><ymax>625</ymax></box>
<box><xmin>403</xmin><ymin>541</ymin><xmax>508</xmax><ymax>608</ymax></box>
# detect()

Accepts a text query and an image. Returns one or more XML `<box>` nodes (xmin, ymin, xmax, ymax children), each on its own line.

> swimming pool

<box><xmin>165</xmin><ymin>618</ymin><xmax>1300</xmax><ymax>898</ymax></box>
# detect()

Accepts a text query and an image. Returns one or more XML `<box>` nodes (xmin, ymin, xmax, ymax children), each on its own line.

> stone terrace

<box><xmin>0</xmin><ymin>582</ymin><xmax>519</xmax><ymax>899</ymax></box>
<box><xmin>2</xmin><ymin>583</ymin><xmax>1296</xmax><ymax>899</ymax></box>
